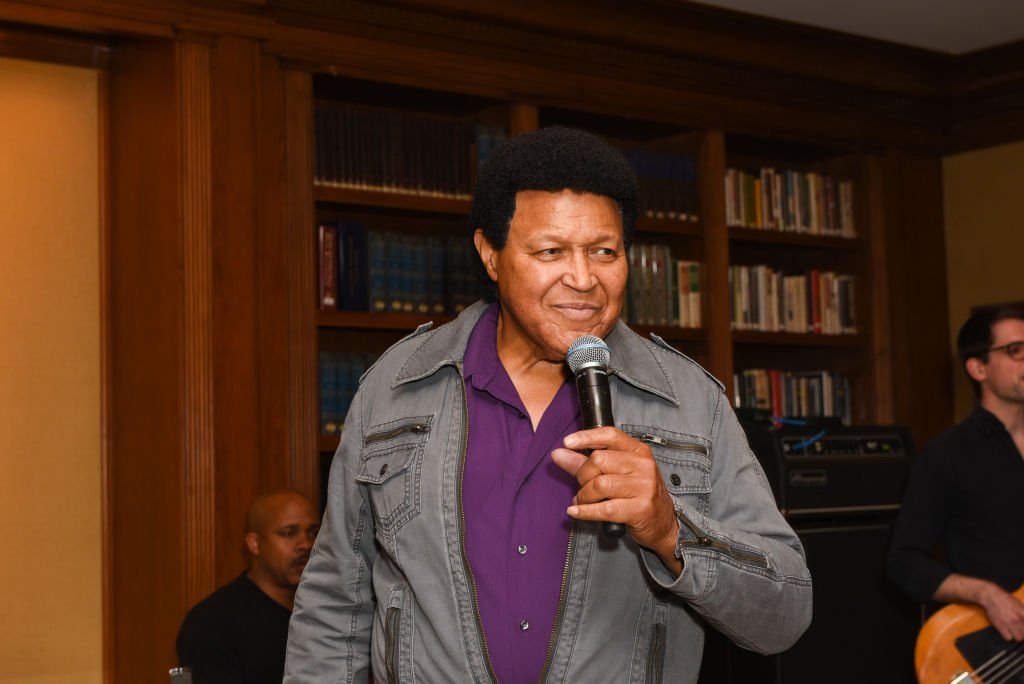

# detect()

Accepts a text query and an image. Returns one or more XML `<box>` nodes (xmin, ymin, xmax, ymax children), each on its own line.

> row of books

<box><xmin>314</xmin><ymin>101</ymin><xmax>507</xmax><ymax>199</ymax></box>
<box><xmin>318</xmin><ymin>222</ymin><xmax>478</xmax><ymax>315</ymax></box>
<box><xmin>733</xmin><ymin>368</ymin><xmax>852</xmax><ymax>425</ymax></box>
<box><xmin>622</xmin><ymin>149</ymin><xmax>699</xmax><ymax>222</ymax></box>
<box><xmin>728</xmin><ymin>265</ymin><xmax>857</xmax><ymax>335</ymax></box>
<box><xmin>319</xmin><ymin>352</ymin><xmax>378</xmax><ymax>435</ymax></box>
<box><xmin>623</xmin><ymin>242</ymin><xmax>702</xmax><ymax>329</ymax></box>
<box><xmin>724</xmin><ymin>167</ymin><xmax>856</xmax><ymax>238</ymax></box>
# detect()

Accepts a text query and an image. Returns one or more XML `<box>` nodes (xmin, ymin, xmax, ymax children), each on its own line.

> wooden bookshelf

<box><xmin>318</xmin><ymin>310</ymin><xmax>453</xmax><ymax>330</ymax></box>
<box><xmin>314</xmin><ymin>184</ymin><xmax>472</xmax><ymax>214</ymax></box>
<box><xmin>732</xmin><ymin>331</ymin><xmax>866</xmax><ymax>348</ymax></box>
<box><xmin>11</xmin><ymin>2</ymin><xmax>981</xmax><ymax>679</ymax></box>
<box><xmin>729</xmin><ymin>227</ymin><xmax>863</xmax><ymax>251</ymax></box>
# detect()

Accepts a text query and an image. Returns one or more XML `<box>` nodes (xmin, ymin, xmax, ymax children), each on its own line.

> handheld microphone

<box><xmin>566</xmin><ymin>335</ymin><xmax>626</xmax><ymax>538</ymax></box>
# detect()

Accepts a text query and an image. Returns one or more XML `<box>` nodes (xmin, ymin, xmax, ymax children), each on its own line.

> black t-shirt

<box><xmin>888</xmin><ymin>406</ymin><xmax>1024</xmax><ymax>603</ymax></box>
<box><xmin>176</xmin><ymin>572</ymin><xmax>292</xmax><ymax>684</ymax></box>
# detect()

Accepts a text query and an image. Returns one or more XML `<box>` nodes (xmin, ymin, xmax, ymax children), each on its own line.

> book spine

<box><xmin>318</xmin><ymin>223</ymin><xmax>338</xmax><ymax>310</ymax></box>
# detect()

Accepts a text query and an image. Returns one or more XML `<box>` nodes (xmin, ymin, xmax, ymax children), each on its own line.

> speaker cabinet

<box><xmin>699</xmin><ymin>517</ymin><xmax>919</xmax><ymax>684</ymax></box>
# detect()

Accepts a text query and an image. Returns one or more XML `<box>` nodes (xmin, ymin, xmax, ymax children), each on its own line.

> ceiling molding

<box><xmin>0</xmin><ymin>0</ymin><xmax>1021</xmax><ymax>152</ymax></box>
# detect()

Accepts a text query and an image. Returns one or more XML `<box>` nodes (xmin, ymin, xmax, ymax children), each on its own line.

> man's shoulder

<box><xmin>638</xmin><ymin>331</ymin><xmax>727</xmax><ymax>394</ymax></box>
<box><xmin>917</xmin><ymin>411</ymin><xmax>988</xmax><ymax>470</ymax></box>
<box><xmin>180</xmin><ymin>574</ymin><xmax>257</xmax><ymax>629</ymax></box>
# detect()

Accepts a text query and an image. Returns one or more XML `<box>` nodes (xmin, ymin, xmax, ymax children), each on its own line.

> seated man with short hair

<box><xmin>177</xmin><ymin>490</ymin><xmax>320</xmax><ymax>684</ymax></box>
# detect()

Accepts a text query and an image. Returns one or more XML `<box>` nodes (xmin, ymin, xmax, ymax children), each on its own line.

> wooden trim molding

<box><xmin>284</xmin><ymin>68</ymin><xmax>319</xmax><ymax>499</ymax></box>
<box><xmin>1</xmin><ymin>1</ymin><xmax>1021</xmax><ymax>151</ymax></box>
<box><xmin>0</xmin><ymin>21</ymin><xmax>109</xmax><ymax>67</ymax></box>
<box><xmin>698</xmin><ymin>129</ymin><xmax>732</xmax><ymax>390</ymax></box>
<box><xmin>177</xmin><ymin>39</ymin><xmax>217</xmax><ymax>608</ymax></box>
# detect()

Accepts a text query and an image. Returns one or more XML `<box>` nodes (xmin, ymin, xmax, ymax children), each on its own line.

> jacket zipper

<box><xmin>537</xmin><ymin>519</ymin><xmax>578</xmax><ymax>683</ymax></box>
<box><xmin>676</xmin><ymin>510</ymin><xmax>769</xmax><ymax>568</ymax></box>
<box><xmin>645</xmin><ymin>623</ymin><xmax>665</xmax><ymax>684</ymax></box>
<box><xmin>636</xmin><ymin>432</ymin><xmax>708</xmax><ymax>455</ymax></box>
<box><xmin>364</xmin><ymin>422</ymin><xmax>430</xmax><ymax>445</ymax></box>
<box><xmin>384</xmin><ymin>606</ymin><xmax>400</xmax><ymax>684</ymax></box>
<box><xmin>455</xmin><ymin>364</ymin><xmax>500</xmax><ymax>683</ymax></box>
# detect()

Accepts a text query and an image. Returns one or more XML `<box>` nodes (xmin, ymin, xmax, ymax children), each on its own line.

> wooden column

<box><xmin>284</xmin><ymin>68</ymin><xmax>319</xmax><ymax>499</ymax></box>
<box><xmin>881</xmin><ymin>149</ymin><xmax>952</xmax><ymax>446</ymax></box>
<box><xmin>108</xmin><ymin>37</ymin><xmax>187</xmax><ymax>682</ymax></box>
<box><xmin>176</xmin><ymin>37</ymin><xmax>218</xmax><ymax>613</ymax></box>
<box><xmin>699</xmin><ymin>129</ymin><xmax>733</xmax><ymax>392</ymax></box>
<box><xmin>864</xmin><ymin>154</ymin><xmax>894</xmax><ymax>424</ymax></box>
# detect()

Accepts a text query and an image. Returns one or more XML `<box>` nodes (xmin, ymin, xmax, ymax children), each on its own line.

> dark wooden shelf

<box><xmin>318</xmin><ymin>310</ymin><xmax>454</xmax><ymax>330</ymax></box>
<box><xmin>732</xmin><ymin>330</ymin><xmax>864</xmax><ymax>347</ymax></box>
<box><xmin>633</xmin><ymin>324</ymin><xmax>707</xmax><ymax>343</ymax></box>
<box><xmin>319</xmin><ymin>433</ymin><xmax>340</xmax><ymax>453</ymax></box>
<box><xmin>314</xmin><ymin>183</ymin><xmax>472</xmax><ymax>215</ymax></box>
<box><xmin>635</xmin><ymin>216</ymin><xmax>702</xmax><ymax>237</ymax></box>
<box><xmin>728</xmin><ymin>226</ymin><xmax>862</xmax><ymax>250</ymax></box>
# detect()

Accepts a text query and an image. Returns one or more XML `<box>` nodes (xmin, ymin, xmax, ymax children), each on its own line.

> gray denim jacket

<box><xmin>285</xmin><ymin>302</ymin><xmax>812</xmax><ymax>684</ymax></box>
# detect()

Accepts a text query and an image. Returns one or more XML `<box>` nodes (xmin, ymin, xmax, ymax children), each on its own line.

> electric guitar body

<box><xmin>915</xmin><ymin>585</ymin><xmax>1024</xmax><ymax>684</ymax></box>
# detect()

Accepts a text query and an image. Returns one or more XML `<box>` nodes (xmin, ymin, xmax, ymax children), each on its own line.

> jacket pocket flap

<box><xmin>356</xmin><ymin>443</ymin><xmax>418</xmax><ymax>485</ymax></box>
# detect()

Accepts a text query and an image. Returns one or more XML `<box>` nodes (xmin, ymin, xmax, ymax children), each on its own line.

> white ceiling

<box><xmin>691</xmin><ymin>0</ymin><xmax>1024</xmax><ymax>54</ymax></box>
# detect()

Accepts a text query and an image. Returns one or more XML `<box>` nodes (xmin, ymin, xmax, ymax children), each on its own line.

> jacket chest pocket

<box><xmin>356</xmin><ymin>417</ymin><xmax>432</xmax><ymax>535</ymax></box>
<box><xmin>624</xmin><ymin>425</ymin><xmax>712</xmax><ymax>516</ymax></box>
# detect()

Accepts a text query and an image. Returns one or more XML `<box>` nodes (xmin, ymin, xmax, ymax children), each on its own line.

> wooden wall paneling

<box><xmin>176</xmin><ymin>36</ymin><xmax>219</xmax><ymax>625</ymax></box>
<box><xmin>283</xmin><ymin>67</ymin><xmax>319</xmax><ymax>499</ymax></box>
<box><xmin>0</xmin><ymin>21</ymin><xmax>109</xmax><ymax>67</ymax></box>
<box><xmin>360</xmin><ymin>0</ymin><xmax>948</xmax><ymax>97</ymax></box>
<box><xmin>209</xmin><ymin>34</ymin><xmax>268</xmax><ymax>584</ymax></box>
<box><xmin>2</xmin><ymin>1</ymin><xmax>1021</xmax><ymax>153</ymax></box>
<box><xmin>256</xmin><ymin>53</ymin><xmax>295</xmax><ymax>492</ymax></box>
<box><xmin>262</xmin><ymin>22</ymin><xmax>944</xmax><ymax>154</ymax></box>
<box><xmin>697</xmin><ymin>129</ymin><xmax>732</xmax><ymax>391</ymax></box>
<box><xmin>945</xmin><ymin>40</ymin><xmax>1024</xmax><ymax>153</ymax></box>
<box><xmin>881</xmin><ymin>150</ymin><xmax>952</xmax><ymax>448</ymax></box>
<box><xmin>508</xmin><ymin>101</ymin><xmax>538</xmax><ymax>135</ymax></box>
<box><xmin>863</xmin><ymin>154</ymin><xmax>894</xmax><ymax>424</ymax></box>
<box><xmin>108</xmin><ymin>37</ymin><xmax>185</xmax><ymax>683</ymax></box>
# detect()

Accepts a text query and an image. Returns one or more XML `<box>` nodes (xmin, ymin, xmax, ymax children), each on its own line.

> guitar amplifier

<box><xmin>699</xmin><ymin>420</ymin><xmax>921</xmax><ymax>684</ymax></box>
<box><xmin>741</xmin><ymin>421</ymin><xmax>915</xmax><ymax>517</ymax></box>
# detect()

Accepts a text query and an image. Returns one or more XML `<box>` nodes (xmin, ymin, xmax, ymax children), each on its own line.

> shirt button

<box><xmin>379</xmin><ymin>463</ymin><xmax>389</xmax><ymax>476</ymax></box>
<box><xmin>670</xmin><ymin>473</ymin><xmax>681</xmax><ymax>486</ymax></box>
<box><xmin>517</xmin><ymin>544</ymin><xmax>528</xmax><ymax>555</ymax></box>
<box><xmin>520</xmin><ymin>620</ymin><xmax>530</xmax><ymax>631</ymax></box>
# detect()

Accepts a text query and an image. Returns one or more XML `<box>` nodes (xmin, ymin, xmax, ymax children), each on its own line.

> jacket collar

<box><xmin>394</xmin><ymin>300</ymin><xmax>679</xmax><ymax>406</ymax></box>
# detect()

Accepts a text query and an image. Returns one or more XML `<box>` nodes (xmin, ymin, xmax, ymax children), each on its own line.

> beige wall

<box><xmin>0</xmin><ymin>58</ymin><xmax>102</xmax><ymax>683</ymax></box>
<box><xmin>943</xmin><ymin>140</ymin><xmax>1024</xmax><ymax>421</ymax></box>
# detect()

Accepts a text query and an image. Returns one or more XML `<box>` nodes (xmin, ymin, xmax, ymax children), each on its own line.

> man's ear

<box><xmin>245</xmin><ymin>532</ymin><xmax>260</xmax><ymax>557</ymax></box>
<box><xmin>473</xmin><ymin>229</ymin><xmax>498</xmax><ymax>282</ymax></box>
<box><xmin>966</xmin><ymin>357</ymin><xmax>988</xmax><ymax>384</ymax></box>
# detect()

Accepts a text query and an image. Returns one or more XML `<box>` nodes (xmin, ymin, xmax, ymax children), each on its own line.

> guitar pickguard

<box><xmin>953</xmin><ymin>626</ymin><xmax>1024</xmax><ymax>683</ymax></box>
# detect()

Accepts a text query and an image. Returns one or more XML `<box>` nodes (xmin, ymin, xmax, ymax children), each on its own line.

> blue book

<box><xmin>426</xmin><ymin>236</ymin><xmax>445</xmax><ymax>315</ymax></box>
<box><xmin>338</xmin><ymin>221</ymin><xmax>369</xmax><ymax>311</ymax></box>
<box><xmin>368</xmin><ymin>230</ymin><xmax>390</xmax><ymax>313</ymax></box>
<box><xmin>319</xmin><ymin>351</ymin><xmax>340</xmax><ymax>435</ymax></box>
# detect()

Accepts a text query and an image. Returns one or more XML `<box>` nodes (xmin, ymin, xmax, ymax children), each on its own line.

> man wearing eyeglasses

<box><xmin>888</xmin><ymin>305</ymin><xmax>1024</xmax><ymax>642</ymax></box>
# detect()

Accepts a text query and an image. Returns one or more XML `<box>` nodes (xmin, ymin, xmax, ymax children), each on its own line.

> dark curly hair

<box><xmin>469</xmin><ymin>126</ymin><xmax>639</xmax><ymax>301</ymax></box>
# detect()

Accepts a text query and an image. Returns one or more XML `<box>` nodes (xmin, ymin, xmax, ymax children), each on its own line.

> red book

<box><xmin>770</xmin><ymin>369</ymin><xmax>783</xmax><ymax>417</ymax></box>
<box><xmin>318</xmin><ymin>223</ymin><xmax>338</xmax><ymax>310</ymax></box>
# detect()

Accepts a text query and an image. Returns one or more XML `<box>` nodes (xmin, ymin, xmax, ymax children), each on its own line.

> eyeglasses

<box><xmin>988</xmin><ymin>340</ymin><xmax>1024</xmax><ymax>361</ymax></box>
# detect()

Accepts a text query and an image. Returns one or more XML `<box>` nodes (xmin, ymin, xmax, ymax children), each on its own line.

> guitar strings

<box><xmin>968</xmin><ymin>640</ymin><xmax>1024</xmax><ymax>684</ymax></box>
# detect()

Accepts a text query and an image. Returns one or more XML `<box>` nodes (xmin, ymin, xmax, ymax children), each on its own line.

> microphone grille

<box><xmin>566</xmin><ymin>335</ymin><xmax>610</xmax><ymax>373</ymax></box>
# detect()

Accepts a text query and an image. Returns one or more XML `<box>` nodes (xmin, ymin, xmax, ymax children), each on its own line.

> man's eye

<box><xmin>1008</xmin><ymin>342</ymin><xmax>1024</xmax><ymax>359</ymax></box>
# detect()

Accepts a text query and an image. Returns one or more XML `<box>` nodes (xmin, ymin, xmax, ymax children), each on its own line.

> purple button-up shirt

<box><xmin>462</xmin><ymin>304</ymin><xmax>583</xmax><ymax>684</ymax></box>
